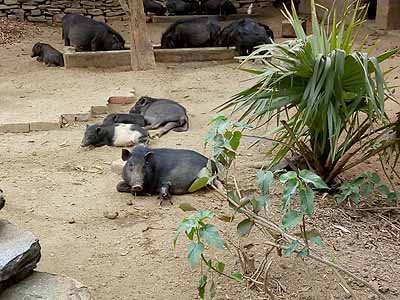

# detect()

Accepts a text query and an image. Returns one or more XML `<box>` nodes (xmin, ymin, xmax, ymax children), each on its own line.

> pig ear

<box><xmin>112</xmin><ymin>115</ymin><xmax>117</xmax><ymax>121</ymax></box>
<box><xmin>121</xmin><ymin>149</ymin><xmax>131</xmax><ymax>161</ymax></box>
<box><xmin>144</xmin><ymin>152</ymin><xmax>154</xmax><ymax>161</ymax></box>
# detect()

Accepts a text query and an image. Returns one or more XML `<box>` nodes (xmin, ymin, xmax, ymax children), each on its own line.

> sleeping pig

<box><xmin>116</xmin><ymin>144</ymin><xmax>217</xmax><ymax>204</ymax></box>
<box><xmin>81</xmin><ymin>123</ymin><xmax>149</xmax><ymax>148</ymax></box>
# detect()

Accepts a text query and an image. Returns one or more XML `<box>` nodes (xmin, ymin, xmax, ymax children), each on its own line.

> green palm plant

<box><xmin>219</xmin><ymin>0</ymin><xmax>400</xmax><ymax>185</ymax></box>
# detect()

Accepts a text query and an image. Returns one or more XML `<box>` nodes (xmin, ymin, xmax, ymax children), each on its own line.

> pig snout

<box><xmin>131</xmin><ymin>185</ymin><xmax>143</xmax><ymax>192</ymax></box>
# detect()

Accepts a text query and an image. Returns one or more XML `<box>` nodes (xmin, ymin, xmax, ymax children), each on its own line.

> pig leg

<box><xmin>159</xmin><ymin>182</ymin><xmax>172</xmax><ymax>205</ymax></box>
<box><xmin>153</xmin><ymin>121</ymin><xmax>182</xmax><ymax>138</ymax></box>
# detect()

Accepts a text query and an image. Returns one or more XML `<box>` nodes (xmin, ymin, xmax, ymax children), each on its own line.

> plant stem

<box><xmin>200</xmin><ymin>254</ymin><xmax>238</xmax><ymax>281</ymax></box>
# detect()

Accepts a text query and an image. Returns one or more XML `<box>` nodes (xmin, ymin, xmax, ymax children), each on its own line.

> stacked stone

<box><xmin>0</xmin><ymin>0</ymin><xmax>275</xmax><ymax>25</ymax></box>
<box><xmin>0</xmin><ymin>0</ymin><xmax>127</xmax><ymax>25</ymax></box>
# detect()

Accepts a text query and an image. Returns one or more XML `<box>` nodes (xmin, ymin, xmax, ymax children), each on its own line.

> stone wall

<box><xmin>0</xmin><ymin>0</ymin><xmax>274</xmax><ymax>25</ymax></box>
<box><xmin>0</xmin><ymin>0</ymin><xmax>125</xmax><ymax>25</ymax></box>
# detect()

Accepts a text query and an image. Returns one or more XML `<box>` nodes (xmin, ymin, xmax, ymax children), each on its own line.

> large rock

<box><xmin>0</xmin><ymin>220</ymin><xmax>41</xmax><ymax>292</ymax></box>
<box><xmin>0</xmin><ymin>272</ymin><xmax>92</xmax><ymax>300</ymax></box>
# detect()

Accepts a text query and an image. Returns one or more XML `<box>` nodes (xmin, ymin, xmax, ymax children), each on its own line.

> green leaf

<box><xmin>254</xmin><ymin>195</ymin><xmax>268</xmax><ymax>213</ymax></box>
<box><xmin>198</xmin><ymin>275</ymin><xmax>207</xmax><ymax>299</ymax></box>
<box><xmin>179</xmin><ymin>203</ymin><xmax>197</xmax><ymax>212</ymax></box>
<box><xmin>188</xmin><ymin>242</ymin><xmax>205</xmax><ymax>269</ymax></box>
<box><xmin>227</xmin><ymin>191</ymin><xmax>240</xmax><ymax>203</ymax></box>
<box><xmin>297</xmin><ymin>246</ymin><xmax>310</xmax><ymax>257</ymax></box>
<box><xmin>377</xmin><ymin>184</ymin><xmax>390</xmax><ymax>196</ymax></box>
<box><xmin>199</xmin><ymin>224</ymin><xmax>225</xmax><ymax>249</ymax></box>
<box><xmin>281</xmin><ymin>178</ymin><xmax>299</xmax><ymax>210</ymax></box>
<box><xmin>283</xmin><ymin>240</ymin><xmax>299</xmax><ymax>257</ymax></box>
<box><xmin>215</xmin><ymin>261</ymin><xmax>225</xmax><ymax>273</ymax></box>
<box><xmin>279</xmin><ymin>171</ymin><xmax>298</xmax><ymax>183</ymax></box>
<box><xmin>231</xmin><ymin>272</ymin><xmax>244</xmax><ymax>283</ymax></box>
<box><xmin>194</xmin><ymin>210</ymin><xmax>214</xmax><ymax>222</ymax></box>
<box><xmin>189</xmin><ymin>176</ymin><xmax>209</xmax><ymax>193</ymax></box>
<box><xmin>360</xmin><ymin>182</ymin><xmax>373</xmax><ymax>197</ymax></box>
<box><xmin>298</xmin><ymin>169</ymin><xmax>328</xmax><ymax>189</ymax></box>
<box><xmin>370</xmin><ymin>173</ymin><xmax>381</xmax><ymax>184</ymax></box>
<box><xmin>237</xmin><ymin>218</ymin><xmax>254</xmax><ymax>236</ymax></box>
<box><xmin>309</xmin><ymin>234</ymin><xmax>322</xmax><ymax>246</ymax></box>
<box><xmin>299</xmin><ymin>186</ymin><xmax>314</xmax><ymax>217</ymax></box>
<box><xmin>230</xmin><ymin>131</ymin><xmax>242</xmax><ymax>151</ymax></box>
<box><xmin>210</xmin><ymin>279</ymin><xmax>216</xmax><ymax>300</ymax></box>
<box><xmin>256</xmin><ymin>170</ymin><xmax>274</xmax><ymax>195</ymax></box>
<box><xmin>282</xmin><ymin>210</ymin><xmax>303</xmax><ymax>231</ymax></box>
<box><xmin>173</xmin><ymin>218</ymin><xmax>196</xmax><ymax>247</ymax></box>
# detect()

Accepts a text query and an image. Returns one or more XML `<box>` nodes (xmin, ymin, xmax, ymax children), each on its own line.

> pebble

<box><xmin>68</xmin><ymin>219</ymin><xmax>75</xmax><ymax>224</ymax></box>
<box><xmin>367</xmin><ymin>295</ymin><xmax>377</xmax><ymax>300</ymax></box>
<box><xmin>378</xmin><ymin>286</ymin><xmax>390</xmax><ymax>294</ymax></box>
<box><xmin>103</xmin><ymin>211</ymin><xmax>119</xmax><ymax>220</ymax></box>
<box><xmin>126</xmin><ymin>198</ymin><xmax>133</xmax><ymax>206</ymax></box>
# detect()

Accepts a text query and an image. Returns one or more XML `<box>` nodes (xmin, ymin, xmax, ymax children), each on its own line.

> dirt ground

<box><xmin>0</xmin><ymin>12</ymin><xmax>400</xmax><ymax>300</ymax></box>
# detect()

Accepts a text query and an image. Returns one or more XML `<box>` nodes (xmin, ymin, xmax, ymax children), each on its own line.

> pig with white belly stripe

<box><xmin>81</xmin><ymin>123</ymin><xmax>149</xmax><ymax>148</ymax></box>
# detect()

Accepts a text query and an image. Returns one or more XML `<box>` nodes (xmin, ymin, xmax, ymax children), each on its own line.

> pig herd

<box><xmin>27</xmin><ymin>11</ymin><xmax>276</xmax><ymax>204</ymax></box>
<box><xmin>31</xmin><ymin>12</ymin><xmax>275</xmax><ymax>67</ymax></box>
<box><xmin>81</xmin><ymin>96</ymin><xmax>214</xmax><ymax>204</ymax></box>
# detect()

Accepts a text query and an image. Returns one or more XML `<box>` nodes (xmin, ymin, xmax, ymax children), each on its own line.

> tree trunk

<box><xmin>127</xmin><ymin>0</ymin><xmax>155</xmax><ymax>70</ymax></box>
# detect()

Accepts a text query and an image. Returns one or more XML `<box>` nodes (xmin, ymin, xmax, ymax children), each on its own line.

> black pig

<box><xmin>202</xmin><ymin>0</ymin><xmax>237</xmax><ymax>16</ymax></box>
<box><xmin>144</xmin><ymin>0</ymin><xmax>167</xmax><ymax>15</ymax></box>
<box><xmin>103</xmin><ymin>113</ymin><xmax>146</xmax><ymax>127</ymax></box>
<box><xmin>161</xmin><ymin>17</ymin><xmax>220</xmax><ymax>48</ymax></box>
<box><xmin>81</xmin><ymin>123</ymin><xmax>149</xmax><ymax>148</ymax></box>
<box><xmin>117</xmin><ymin>145</ymin><xmax>216</xmax><ymax>204</ymax></box>
<box><xmin>31</xmin><ymin>42</ymin><xmax>64</xmax><ymax>67</ymax></box>
<box><xmin>218</xmin><ymin>18</ymin><xmax>274</xmax><ymax>55</ymax></box>
<box><xmin>166</xmin><ymin>0</ymin><xmax>200</xmax><ymax>15</ymax></box>
<box><xmin>129</xmin><ymin>96</ymin><xmax>189</xmax><ymax>137</ymax></box>
<box><xmin>62</xmin><ymin>14</ymin><xmax>125</xmax><ymax>51</ymax></box>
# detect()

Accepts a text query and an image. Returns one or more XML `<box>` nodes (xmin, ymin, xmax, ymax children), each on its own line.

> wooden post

<box><xmin>124</xmin><ymin>0</ymin><xmax>155</xmax><ymax>70</ymax></box>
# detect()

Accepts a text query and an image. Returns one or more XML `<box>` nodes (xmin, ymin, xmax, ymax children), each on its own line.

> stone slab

<box><xmin>0</xmin><ymin>123</ymin><xmax>30</xmax><ymax>134</ymax></box>
<box><xmin>0</xmin><ymin>271</ymin><xmax>92</xmax><ymax>300</ymax></box>
<box><xmin>29</xmin><ymin>122</ymin><xmax>60</xmax><ymax>132</ymax></box>
<box><xmin>0</xmin><ymin>220</ymin><xmax>41</xmax><ymax>292</ymax></box>
<box><xmin>64</xmin><ymin>47</ymin><xmax>236</xmax><ymax>69</ymax></box>
<box><xmin>60</xmin><ymin>113</ymin><xmax>91</xmax><ymax>125</ymax></box>
<box><xmin>90</xmin><ymin>106</ymin><xmax>108</xmax><ymax>116</ymax></box>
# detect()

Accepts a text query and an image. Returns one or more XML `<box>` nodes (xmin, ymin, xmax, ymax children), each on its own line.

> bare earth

<box><xmin>0</xmin><ymin>13</ymin><xmax>399</xmax><ymax>300</ymax></box>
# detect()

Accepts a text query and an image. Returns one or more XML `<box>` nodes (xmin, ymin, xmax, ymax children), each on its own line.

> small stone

<box><xmin>103</xmin><ymin>211</ymin><xmax>118</xmax><ymax>220</ymax></box>
<box><xmin>120</xmin><ymin>251</ymin><xmax>128</xmax><ymax>256</ymax></box>
<box><xmin>68</xmin><ymin>219</ymin><xmax>75</xmax><ymax>224</ymax></box>
<box><xmin>125</xmin><ymin>198</ymin><xmax>133</xmax><ymax>206</ymax></box>
<box><xmin>367</xmin><ymin>295</ymin><xmax>377</xmax><ymax>300</ymax></box>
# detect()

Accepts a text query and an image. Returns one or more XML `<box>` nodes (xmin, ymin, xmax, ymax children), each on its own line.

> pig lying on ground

<box><xmin>103</xmin><ymin>113</ymin><xmax>146</xmax><ymax>127</ymax></box>
<box><xmin>166</xmin><ymin>0</ymin><xmax>200</xmax><ymax>15</ymax></box>
<box><xmin>129</xmin><ymin>96</ymin><xmax>189</xmax><ymax>137</ymax></box>
<box><xmin>117</xmin><ymin>144</ymin><xmax>217</xmax><ymax>204</ymax></box>
<box><xmin>31</xmin><ymin>42</ymin><xmax>64</xmax><ymax>67</ymax></box>
<box><xmin>144</xmin><ymin>0</ymin><xmax>167</xmax><ymax>15</ymax></box>
<box><xmin>218</xmin><ymin>18</ymin><xmax>274</xmax><ymax>56</ymax></box>
<box><xmin>81</xmin><ymin>123</ymin><xmax>149</xmax><ymax>147</ymax></box>
<box><xmin>62</xmin><ymin>14</ymin><xmax>125</xmax><ymax>51</ymax></box>
<box><xmin>0</xmin><ymin>189</ymin><xmax>5</xmax><ymax>211</ymax></box>
<box><xmin>202</xmin><ymin>0</ymin><xmax>237</xmax><ymax>16</ymax></box>
<box><xmin>161</xmin><ymin>17</ymin><xmax>220</xmax><ymax>48</ymax></box>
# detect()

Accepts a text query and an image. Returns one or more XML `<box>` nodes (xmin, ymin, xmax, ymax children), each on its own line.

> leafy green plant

<box><xmin>173</xmin><ymin>210</ymin><xmax>243</xmax><ymax>300</ymax></box>
<box><xmin>217</xmin><ymin>0</ymin><xmax>400</xmax><ymax>184</ymax></box>
<box><xmin>177</xmin><ymin>115</ymin><xmax>331</xmax><ymax>299</ymax></box>
<box><xmin>335</xmin><ymin>172</ymin><xmax>399</xmax><ymax>205</ymax></box>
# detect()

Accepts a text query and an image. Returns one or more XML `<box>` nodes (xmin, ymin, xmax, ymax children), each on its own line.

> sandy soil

<box><xmin>0</xmin><ymin>12</ymin><xmax>400</xmax><ymax>300</ymax></box>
